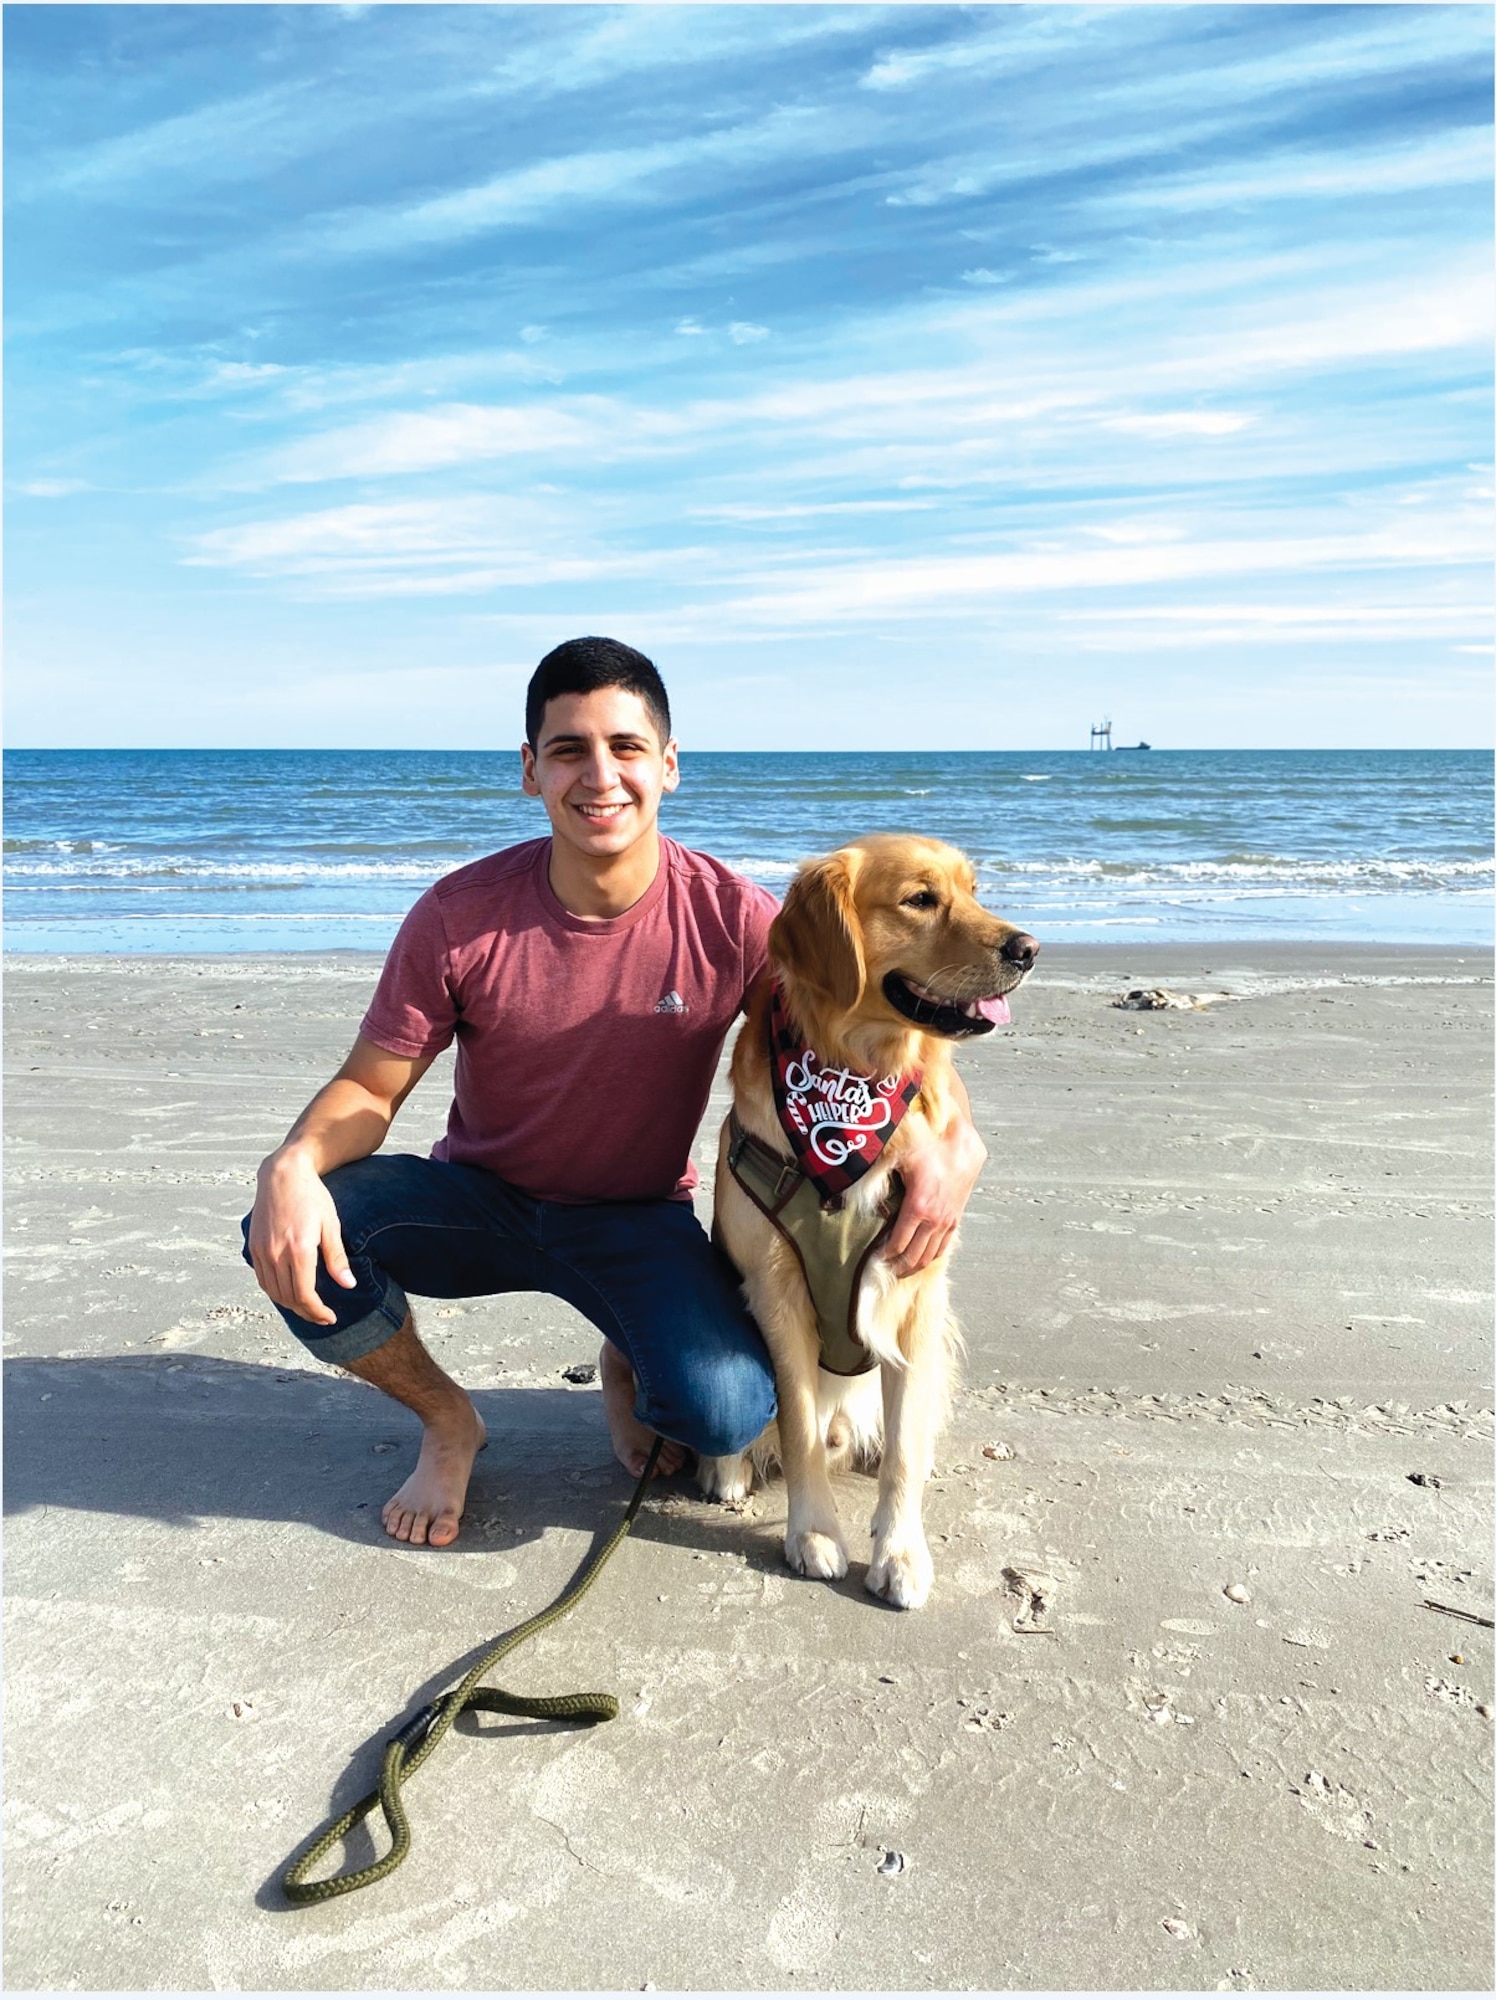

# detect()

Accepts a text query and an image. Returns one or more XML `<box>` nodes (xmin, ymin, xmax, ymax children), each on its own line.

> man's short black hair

<box><xmin>525</xmin><ymin>636</ymin><xmax>672</xmax><ymax>748</ymax></box>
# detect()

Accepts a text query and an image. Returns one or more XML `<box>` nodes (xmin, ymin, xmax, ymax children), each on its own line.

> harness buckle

<box><xmin>729</xmin><ymin>1120</ymin><xmax>802</xmax><ymax>1205</ymax></box>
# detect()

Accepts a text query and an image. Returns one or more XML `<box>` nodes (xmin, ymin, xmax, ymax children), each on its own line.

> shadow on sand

<box><xmin>5</xmin><ymin>1350</ymin><xmax>909</xmax><ymax>1908</ymax></box>
<box><xmin>1</xmin><ymin>1349</ymin><xmax>793</xmax><ymax>1563</ymax></box>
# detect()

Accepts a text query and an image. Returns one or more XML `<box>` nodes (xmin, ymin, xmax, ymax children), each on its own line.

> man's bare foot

<box><xmin>599</xmin><ymin>1341</ymin><xmax>689</xmax><ymax>1479</ymax></box>
<box><xmin>381</xmin><ymin>1397</ymin><xmax>487</xmax><ymax>1547</ymax></box>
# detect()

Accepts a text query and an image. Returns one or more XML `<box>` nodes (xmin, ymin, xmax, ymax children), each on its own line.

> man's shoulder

<box><xmin>427</xmin><ymin>839</ymin><xmax>547</xmax><ymax>907</ymax></box>
<box><xmin>396</xmin><ymin>839</ymin><xmax>547</xmax><ymax>957</ymax></box>
<box><xmin>663</xmin><ymin>838</ymin><xmax>779</xmax><ymax>914</ymax></box>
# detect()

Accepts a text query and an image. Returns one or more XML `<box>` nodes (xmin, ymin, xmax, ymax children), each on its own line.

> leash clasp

<box><xmin>390</xmin><ymin>1698</ymin><xmax>442</xmax><ymax>1757</ymax></box>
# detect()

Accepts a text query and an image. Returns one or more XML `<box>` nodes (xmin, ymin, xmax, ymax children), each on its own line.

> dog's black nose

<box><xmin>1001</xmin><ymin>932</ymin><xmax>1040</xmax><ymax>968</ymax></box>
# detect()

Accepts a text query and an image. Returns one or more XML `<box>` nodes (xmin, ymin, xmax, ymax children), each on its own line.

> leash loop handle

<box><xmin>281</xmin><ymin>1437</ymin><xmax>662</xmax><ymax>1907</ymax></box>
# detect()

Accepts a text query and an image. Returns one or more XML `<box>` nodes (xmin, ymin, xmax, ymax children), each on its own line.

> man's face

<box><xmin>520</xmin><ymin>686</ymin><xmax>679</xmax><ymax>863</ymax></box>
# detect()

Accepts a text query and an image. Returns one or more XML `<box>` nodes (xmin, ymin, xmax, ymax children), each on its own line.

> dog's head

<box><xmin>769</xmin><ymin>834</ymin><xmax>1039</xmax><ymax>1047</ymax></box>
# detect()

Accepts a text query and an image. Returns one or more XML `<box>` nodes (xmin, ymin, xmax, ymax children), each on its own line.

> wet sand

<box><xmin>4</xmin><ymin>944</ymin><xmax>1492</xmax><ymax>1991</ymax></box>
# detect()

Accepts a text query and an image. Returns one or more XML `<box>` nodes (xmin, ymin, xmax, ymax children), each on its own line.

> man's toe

<box><xmin>429</xmin><ymin>1513</ymin><xmax>460</xmax><ymax>1547</ymax></box>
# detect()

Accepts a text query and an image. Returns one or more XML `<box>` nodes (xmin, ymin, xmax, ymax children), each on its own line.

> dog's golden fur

<box><xmin>701</xmin><ymin>833</ymin><xmax>1033</xmax><ymax>1609</ymax></box>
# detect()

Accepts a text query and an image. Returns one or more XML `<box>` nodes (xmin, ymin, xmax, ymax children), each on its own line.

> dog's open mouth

<box><xmin>883</xmin><ymin>971</ymin><xmax>1015</xmax><ymax>1038</ymax></box>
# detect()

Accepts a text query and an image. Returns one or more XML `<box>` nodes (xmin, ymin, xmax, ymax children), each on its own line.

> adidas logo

<box><xmin>654</xmin><ymin>990</ymin><xmax>687</xmax><ymax>1014</ymax></box>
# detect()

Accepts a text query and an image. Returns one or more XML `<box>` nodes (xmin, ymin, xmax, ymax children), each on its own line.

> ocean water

<box><xmin>3</xmin><ymin>748</ymin><xmax>1490</xmax><ymax>953</ymax></box>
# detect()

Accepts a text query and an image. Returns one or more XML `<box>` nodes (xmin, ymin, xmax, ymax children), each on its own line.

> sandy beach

<box><xmin>4</xmin><ymin>943</ymin><xmax>1492</xmax><ymax>1993</ymax></box>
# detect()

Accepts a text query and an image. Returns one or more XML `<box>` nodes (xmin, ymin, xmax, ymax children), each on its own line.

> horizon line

<box><xmin>3</xmin><ymin>743</ymin><xmax>1490</xmax><ymax>757</ymax></box>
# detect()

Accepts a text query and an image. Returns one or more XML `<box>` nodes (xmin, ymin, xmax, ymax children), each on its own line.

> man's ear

<box><xmin>769</xmin><ymin>850</ymin><xmax>865</xmax><ymax>1011</ymax></box>
<box><xmin>520</xmin><ymin>742</ymin><xmax>540</xmax><ymax>796</ymax></box>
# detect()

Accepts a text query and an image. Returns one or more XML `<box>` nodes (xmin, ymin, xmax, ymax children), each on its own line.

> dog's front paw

<box><xmin>866</xmin><ymin>1536</ymin><xmax>934</xmax><ymax>1610</ymax></box>
<box><xmin>696</xmin><ymin>1452</ymin><xmax>753</xmax><ymax>1504</ymax></box>
<box><xmin>785</xmin><ymin>1526</ymin><xmax>849</xmax><ymax>1581</ymax></box>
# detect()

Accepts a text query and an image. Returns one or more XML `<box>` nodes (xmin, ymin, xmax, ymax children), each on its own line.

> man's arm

<box><xmin>884</xmin><ymin>1069</ymin><xmax>988</xmax><ymax>1278</ymax></box>
<box><xmin>247</xmin><ymin>1035</ymin><xmax>437</xmax><ymax>1325</ymax></box>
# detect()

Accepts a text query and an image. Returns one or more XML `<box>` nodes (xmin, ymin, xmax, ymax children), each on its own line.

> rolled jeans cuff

<box><xmin>240</xmin><ymin>1201</ymin><xmax>412</xmax><ymax>1364</ymax></box>
<box><xmin>288</xmin><ymin>1286</ymin><xmax>410</xmax><ymax>1366</ymax></box>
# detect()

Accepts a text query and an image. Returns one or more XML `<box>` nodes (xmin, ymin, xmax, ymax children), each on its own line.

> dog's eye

<box><xmin>901</xmin><ymin>889</ymin><xmax>940</xmax><ymax>911</ymax></box>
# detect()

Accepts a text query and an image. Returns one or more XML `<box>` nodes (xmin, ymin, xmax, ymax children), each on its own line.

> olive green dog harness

<box><xmin>722</xmin><ymin>1109</ymin><xmax>900</xmax><ymax>1376</ymax></box>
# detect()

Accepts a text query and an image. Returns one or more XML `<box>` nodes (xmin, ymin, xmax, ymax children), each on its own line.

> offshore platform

<box><xmin>1090</xmin><ymin>718</ymin><xmax>1150</xmax><ymax>751</ymax></box>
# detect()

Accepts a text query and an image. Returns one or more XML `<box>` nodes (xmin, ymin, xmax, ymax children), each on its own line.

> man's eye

<box><xmin>902</xmin><ymin>890</ymin><xmax>939</xmax><ymax>910</ymax></box>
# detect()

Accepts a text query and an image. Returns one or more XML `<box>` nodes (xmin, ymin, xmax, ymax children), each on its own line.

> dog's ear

<box><xmin>769</xmin><ymin>850</ymin><xmax>865</xmax><ymax>1011</ymax></box>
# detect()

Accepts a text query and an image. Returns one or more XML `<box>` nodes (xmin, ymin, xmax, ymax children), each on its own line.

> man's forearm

<box><xmin>943</xmin><ymin>1068</ymin><xmax>979</xmax><ymax>1146</ymax></box>
<box><xmin>261</xmin><ymin>1078</ymin><xmax>394</xmax><ymax>1183</ymax></box>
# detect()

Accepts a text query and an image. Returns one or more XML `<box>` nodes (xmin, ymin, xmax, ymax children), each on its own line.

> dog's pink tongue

<box><xmin>973</xmin><ymin>993</ymin><xmax>1011</xmax><ymax>1025</ymax></box>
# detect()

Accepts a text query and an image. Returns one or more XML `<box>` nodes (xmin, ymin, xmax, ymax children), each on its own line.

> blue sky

<box><xmin>5</xmin><ymin>3</ymin><xmax>1492</xmax><ymax>750</ymax></box>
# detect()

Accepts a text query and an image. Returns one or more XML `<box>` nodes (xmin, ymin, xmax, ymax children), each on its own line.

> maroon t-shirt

<box><xmin>360</xmin><ymin>837</ymin><xmax>779</xmax><ymax>1204</ymax></box>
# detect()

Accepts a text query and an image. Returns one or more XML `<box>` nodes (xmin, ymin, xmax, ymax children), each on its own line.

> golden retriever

<box><xmin>700</xmin><ymin>834</ymin><xmax>1038</xmax><ymax>1608</ymax></box>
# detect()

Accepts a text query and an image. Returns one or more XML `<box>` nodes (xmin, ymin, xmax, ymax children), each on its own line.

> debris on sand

<box><xmin>1003</xmin><ymin>1565</ymin><xmax>1059</xmax><ymax>1634</ymax></box>
<box><xmin>1424</xmin><ymin>1676</ymin><xmax>1479</xmax><ymax>1706</ymax></box>
<box><xmin>1422</xmin><ymin>1598</ymin><xmax>1494</xmax><ymax>1629</ymax></box>
<box><xmin>959</xmin><ymin>1701</ymin><xmax>1014</xmax><ymax>1733</ymax></box>
<box><xmin>562</xmin><ymin>1363</ymin><xmax>598</xmax><ymax>1384</ymax></box>
<box><xmin>876</xmin><ymin>1850</ymin><xmax>907</xmax><ymax>1877</ymax></box>
<box><xmin>1113</xmin><ymin>988</ymin><xmax>1231</xmax><ymax>1011</ymax></box>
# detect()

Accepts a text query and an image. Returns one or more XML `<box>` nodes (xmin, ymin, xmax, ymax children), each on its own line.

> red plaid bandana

<box><xmin>768</xmin><ymin>982</ymin><xmax>922</xmax><ymax>1206</ymax></box>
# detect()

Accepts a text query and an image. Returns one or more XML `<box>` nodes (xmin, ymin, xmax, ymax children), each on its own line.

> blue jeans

<box><xmin>240</xmin><ymin>1153</ymin><xmax>776</xmax><ymax>1459</ymax></box>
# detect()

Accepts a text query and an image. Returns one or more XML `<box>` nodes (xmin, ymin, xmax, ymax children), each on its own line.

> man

<box><xmin>244</xmin><ymin>637</ymin><xmax>986</xmax><ymax>1548</ymax></box>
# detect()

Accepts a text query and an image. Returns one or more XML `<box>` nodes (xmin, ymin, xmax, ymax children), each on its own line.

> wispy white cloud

<box><xmin>864</xmin><ymin>5</ymin><xmax>1486</xmax><ymax>105</ymax></box>
<box><xmin>185</xmin><ymin>495</ymin><xmax>721</xmax><ymax>598</ymax></box>
<box><xmin>1092</xmin><ymin>8</ymin><xmax>1493</xmax><ymax>115</ymax></box>
<box><xmin>1089</xmin><ymin>128</ymin><xmax>1494</xmax><ymax>216</ymax></box>
<box><xmin>861</xmin><ymin>10</ymin><xmax>1108</xmax><ymax>93</ymax></box>
<box><xmin>1057</xmin><ymin>596</ymin><xmax>1489</xmax><ymax>650</ymax></box>
<box><xmin>673</xmin><ymin>317</ymin><xmax>770</xmax><ymax>345</ymax></box>
<box><xmin>706</xmin><ymin>520</ymin><xmax>1492</xmax><ymax>627</ymax></box>
<box><xmin>12</xmin><ymin>80</ymin><xmax>319</xmax><ymax>200</ymax></box>
<box><xmin>1104</xmin><ymin>413</ymin><xmax>1254</xmax><ymax>440</ymax></box>
<box><xmin>205</xmin><ymin>361</ymin><xmax>288</xmax><ymax>388</ymax></box>
<box><xmin>252</xmin><ymin>401</ymin><xmax>628</xmax><ymax>484</ymax></box>
<box><xmin>1082</xmin><ymin>522</ymin><xmax>1188</xmax><ymax>547</ymax></box>
<box><xmin>14</xmin><ymin>477</ymin><xmax>92</xmax><ymax>499</ymax></box>
<box><xmin>692</xmin><ymin>500</ymin><xmax>936</xmax><ymax>521</ymax></box>
<box><xmin>478</xmin><ymin>5</ymin><xmax>901</xmax><ymax>103</ymax></box>
<box><xmin>306</xmin><ymin>103</ymin><xmax>851</xmax><ymax>257</ymax></box>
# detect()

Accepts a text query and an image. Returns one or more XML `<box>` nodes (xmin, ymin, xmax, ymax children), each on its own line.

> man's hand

<box><xmin>884</xmin><ymin>1079</ymin><xmax>987</xmax><ymax>1278</ymax></box>
<box><xmin>247</xmin><ymin>1149</ymin><xmax>358</xmax><ymax>1325</ymax></box>
<box><xmin>245</xmin><ymin>1035</ymin><xmax>433</xmax><ymax>1323</ymax></box>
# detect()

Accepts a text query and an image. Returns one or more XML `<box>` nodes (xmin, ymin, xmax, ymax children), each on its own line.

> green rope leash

<box><xmin>282</xmin><ymin>1435</ymin><xmax>664</xmax><ymax>1907</ymax></box>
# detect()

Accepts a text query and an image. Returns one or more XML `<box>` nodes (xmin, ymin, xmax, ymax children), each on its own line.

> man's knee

<box><xmin>687</xmin><ymin>1350</ymin><xmax>777</xmax><ymax>1460</ymax></box>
